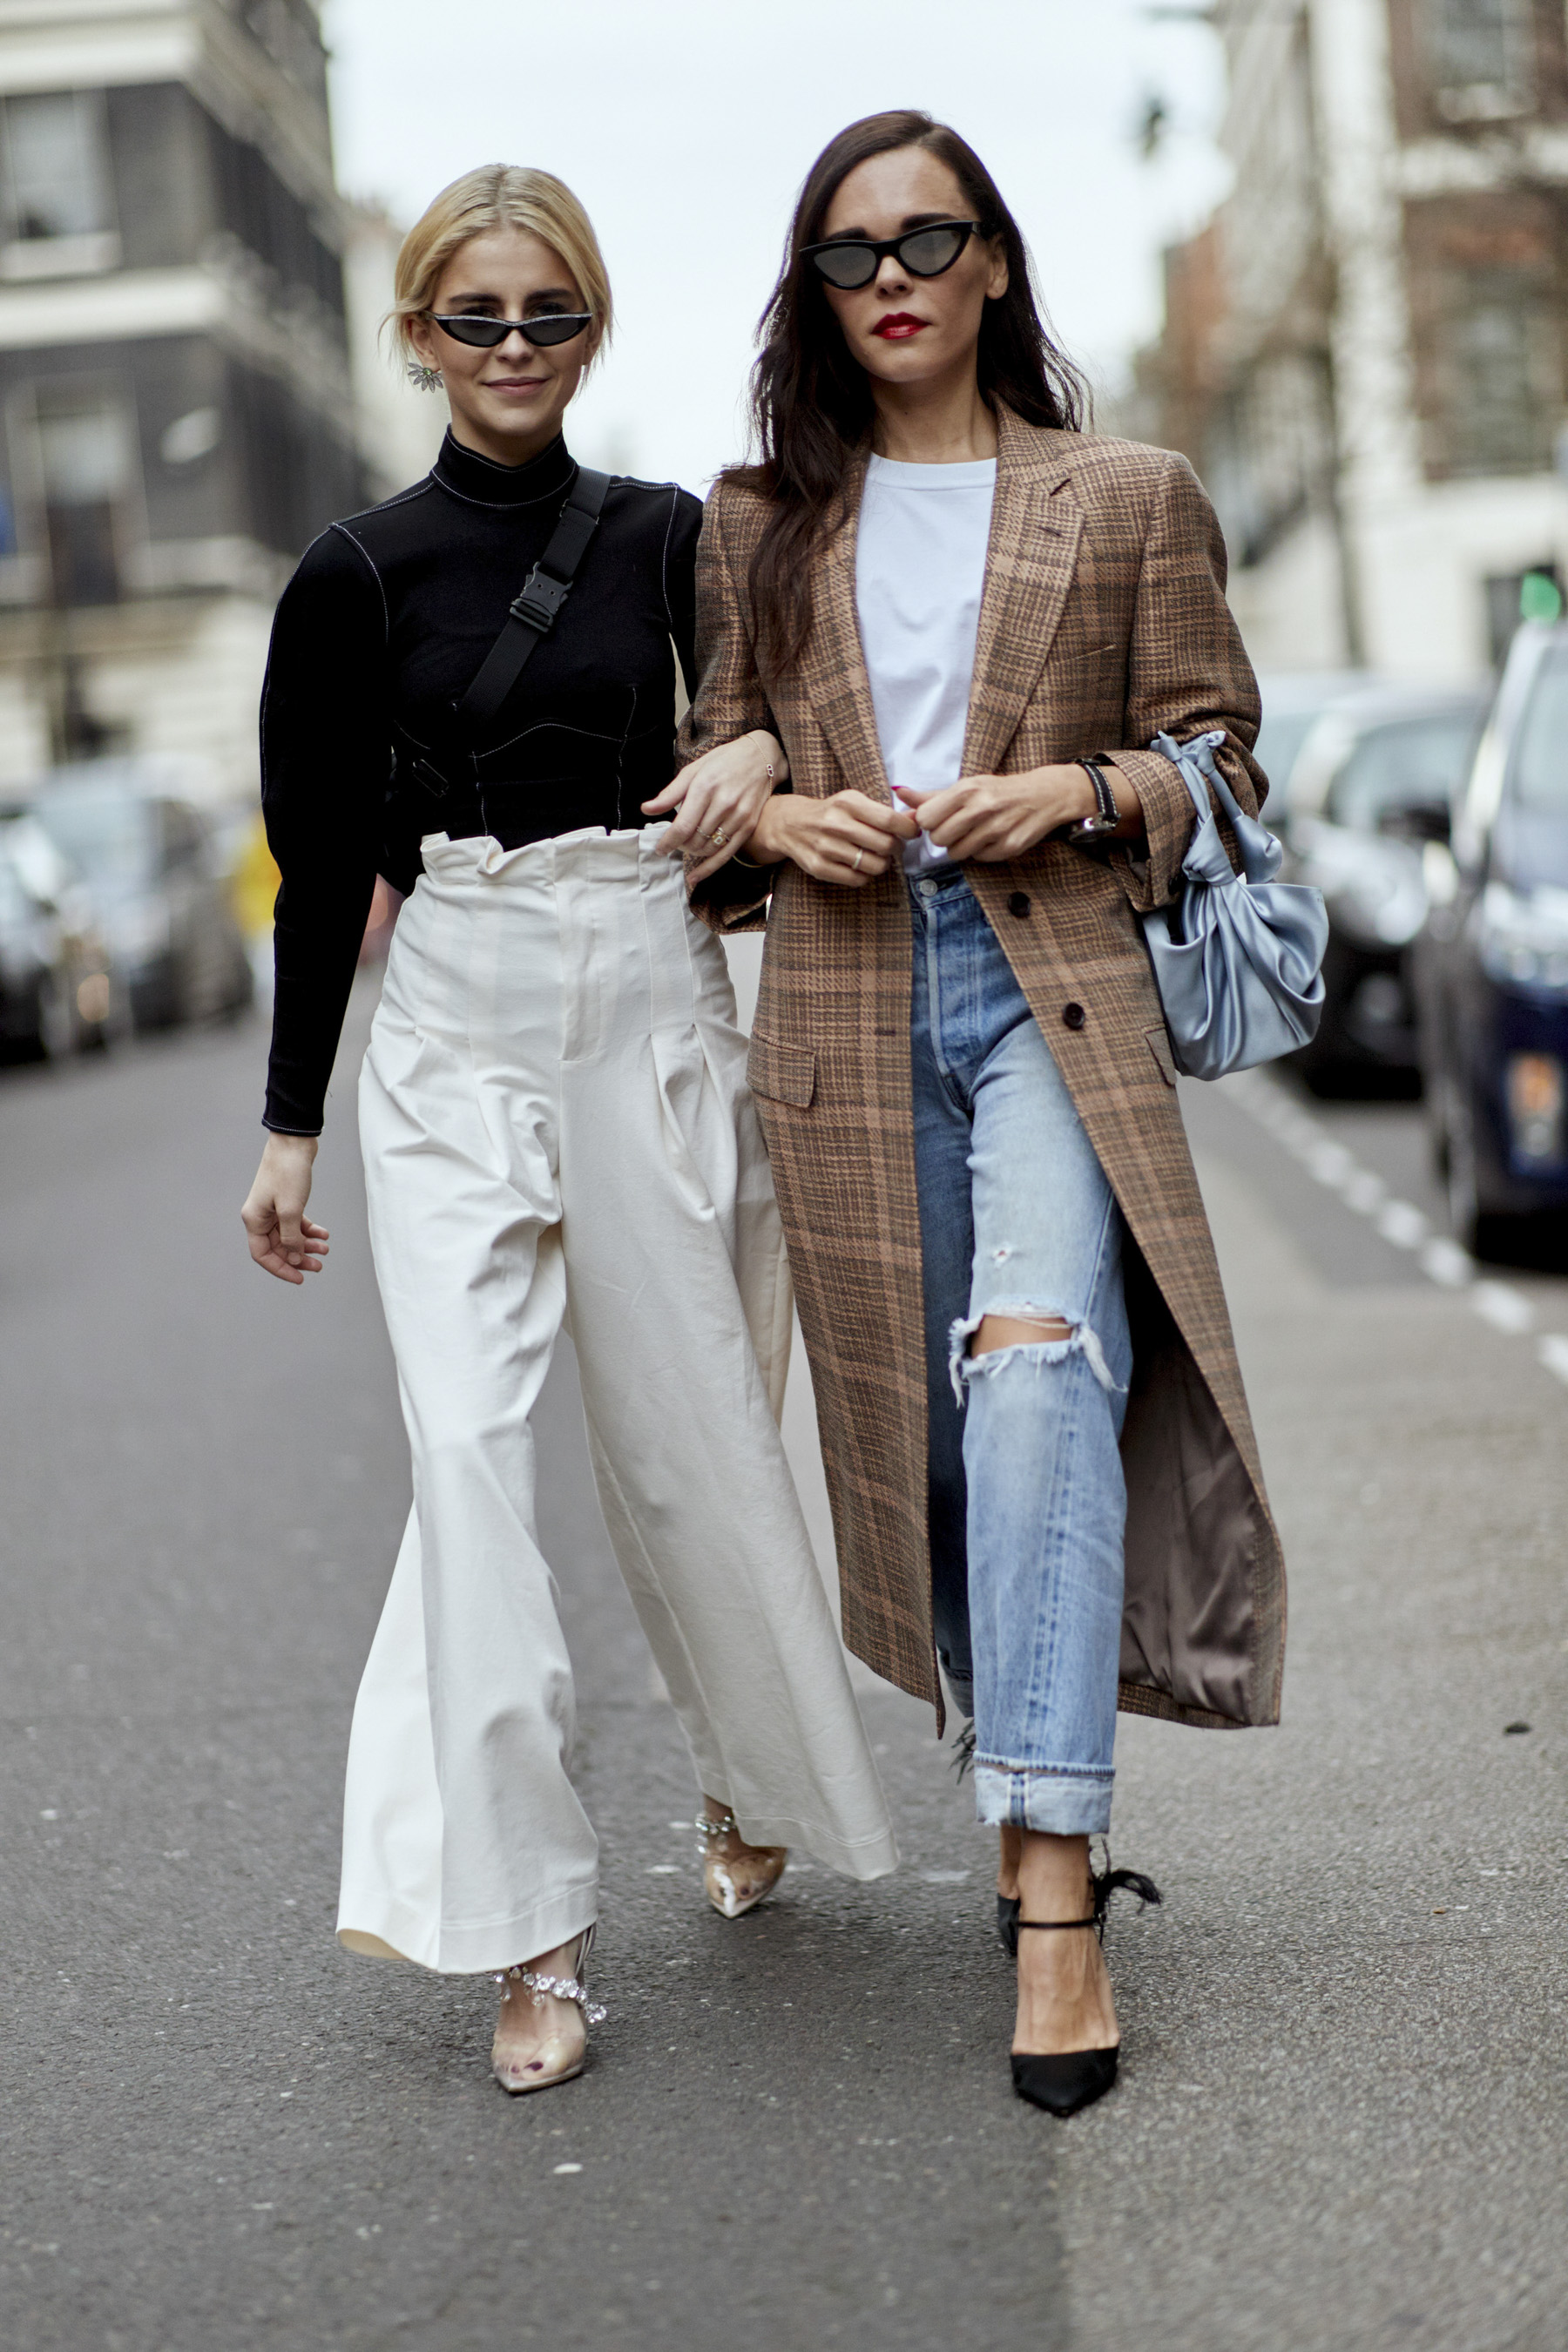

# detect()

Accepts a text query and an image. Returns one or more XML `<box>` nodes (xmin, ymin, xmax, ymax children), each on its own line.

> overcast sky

<box><xmin>321</xmin><ymin>0</ymin><xmax>1230</xmax><ymax>493</ymax></box>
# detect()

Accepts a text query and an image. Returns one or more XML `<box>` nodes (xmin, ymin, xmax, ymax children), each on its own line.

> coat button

<box><xmin>1062</xmin><ymin>1002</ymin><xmax>1086</xmax><ymax>1031</ymax></box>
<box><xmin>1008</xmin><ymin>890</ymin><xmax>1031</xmax><ymax>918</ymax></box>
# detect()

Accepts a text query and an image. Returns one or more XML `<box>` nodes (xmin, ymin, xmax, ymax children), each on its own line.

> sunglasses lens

<box><xmin>810</xmin><ymin>244</ymin><xmax>877</xmax><ymax>290</ymax></box>
<box><xmin>436</xmin><ymin>314</ymin><xmax>508</xmax><ymax>348</ymax></box>
<box><xmin>524</xmin><ymin>313</ymin><xmax>589</xmax><ymax>348</ymax></box>
<box><xmin>901</xmin><ymin>226</ymin><xmax>967</xmax><ymax>277</ymax></box>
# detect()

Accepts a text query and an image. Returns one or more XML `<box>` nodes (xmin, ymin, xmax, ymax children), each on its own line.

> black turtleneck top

<box><xmin>260</xmin><ymin>430</ymin><xmax>704</xmax><ymax>1134</ymax></box>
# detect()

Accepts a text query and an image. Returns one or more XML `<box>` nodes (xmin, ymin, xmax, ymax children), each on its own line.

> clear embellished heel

<box><xmin>695</xmin><ymin>1808</ymin><xmax>788</xmax><ymax>1920</ymax></box>
<box><xmin>490</xmin><ymin>1924</ymin><xmax>605</xmax><ymax>2095</ymax></box>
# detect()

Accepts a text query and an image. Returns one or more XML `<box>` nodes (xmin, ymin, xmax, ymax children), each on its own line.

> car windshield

<box><xmin>1327</xmin><ymin>713</ymin><xmax>1479</xmax><ymax>832</ymax></box>
<box><xmin>1514</xmin><ymin>652</ymin><xmax>1568</xmax><ymax>814</ymax></box>
<box><xmin>34</xmin><ymin>790</ymin><xmax>153</xmax><ymax>886</ymax></box>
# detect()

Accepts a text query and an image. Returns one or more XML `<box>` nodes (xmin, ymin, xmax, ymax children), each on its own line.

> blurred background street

<box><xmin>2</xmin><ymin>0</ymin><xmax>1566</xmax><ymax>2346</ymax></box>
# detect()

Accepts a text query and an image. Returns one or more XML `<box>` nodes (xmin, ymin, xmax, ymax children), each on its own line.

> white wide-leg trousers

<box><xmin>338</xmin><ymin>825</ymin><xmax>896</xmax><ymax>1974</ymax></box>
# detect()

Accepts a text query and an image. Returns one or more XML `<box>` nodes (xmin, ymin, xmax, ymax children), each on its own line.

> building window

<box><xmin>2</xmin><ymin>91</ymin><xmax>112</xmax><ymax>240</ymax></box>
<box><xmin>1421</xmin><ymin>0</ymin><xmax>1535</xmax><ymax>120</ymax></box>
<box><xmin>36</xmin><ymin>392</ymin><xmax>137</xmax><ymax>607</ymax></box>
<box><xmin>0</xmin><ymin>91</ymin><xmax>118</xmax><ymax>277</ymax></box>
<box><xmin>241</xmin><ymin>0</ymin><xmax>329</xmax><ymax>98</ymax></box>
<box><xmin>1434</xmin><ymin>268</ymin><xmax>1561</xmax><ymax>474</ymax></box>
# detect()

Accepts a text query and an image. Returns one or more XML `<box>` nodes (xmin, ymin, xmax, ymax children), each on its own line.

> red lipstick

<box><xmin>873</xmin><ymin>313</ymin><xmax>927</xmax><ymax>340</ymax></box>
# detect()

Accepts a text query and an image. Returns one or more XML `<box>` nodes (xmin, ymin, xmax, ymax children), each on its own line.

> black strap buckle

<box><xmin>454</xmin><ymin>466</ymin><xmax>611</xmax><ymax>727</ymax></box>
<box><xmin>510</xmin><ymin>566</ymin><xmax>571</xmax><ymax>632</ymax></box>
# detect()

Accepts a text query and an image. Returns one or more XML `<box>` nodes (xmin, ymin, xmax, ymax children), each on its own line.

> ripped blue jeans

<box><xmin>911</xmin><ymin>868</ymin><xmax>1131</xmax><ymax>1835</ymax></box>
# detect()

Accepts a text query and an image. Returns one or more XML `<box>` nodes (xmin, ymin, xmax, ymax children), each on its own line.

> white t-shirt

<box><xmin>854</xmin><ymin>452</ymin><xmax>997</xmax><ymax>872</ymax></box>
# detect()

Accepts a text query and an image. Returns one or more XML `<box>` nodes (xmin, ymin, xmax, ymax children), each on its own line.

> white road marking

<box><xmin>1342</xmin><ymin>1170</ymin><xmax>1387</xmax><ymax>1214</ymax></box>
<box><xmin>1306</xmin><ymin>1140</ymin><xmax>1355</xmax><ymax>1186</ymax></box>
<box><xmin>1422</xmin><ymin>1238</ymin><xmax>1472</xmax><ymax>1288</ymax></box>
<box><xmin>1376</xmin><ymin>1200</ymin><xmax>1428</xmax><ymax>1249</ymax></box>
<box><xmin>1220</xmin><ymin>1071</ymin><xmax>1564</xmax><ymax>1396</ymax></box>
<box><xmin>1471</xmin><ymin>1281</ymin><xmax>1536</xmax><ymax>1335</ymax></box>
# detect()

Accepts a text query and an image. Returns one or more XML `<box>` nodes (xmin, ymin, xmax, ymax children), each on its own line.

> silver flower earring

<box><xmin>407</xmin><ymin>362</ymin><xmax>443</xmax><ymax>392</ymax></box>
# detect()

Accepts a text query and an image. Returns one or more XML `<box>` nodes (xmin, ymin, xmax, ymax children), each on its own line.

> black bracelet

<box><xmin>1079</xmin><ymin>759</ymin><xmax>1121</xmax><ymax>828</ymax></box>
<box><xmin>1054</xmin><ymin>759</ymin><xmax>1121</xmax><ymax>842</ymax></box>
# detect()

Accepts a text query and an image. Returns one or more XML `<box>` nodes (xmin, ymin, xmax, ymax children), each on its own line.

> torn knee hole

<box><xmin>947</xmin><ymin>1305</ymin><xmax>1124</xmax><ymax>1400</ymax></box>
<box><xmin>970</xmin><ymin>1312</ymin><xmax>1074</xmax><ymax>1356</ymax></box>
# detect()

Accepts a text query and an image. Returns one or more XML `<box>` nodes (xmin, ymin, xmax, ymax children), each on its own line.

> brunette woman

<box><xmin>240</xmin><ymin>166</ymin><xmax>895</xmax><ymax>2096</ymax></box>
<box><xmin>682</xmin><ymin>113</ymin><xmax>1287</xmax><ymax>2116</ymax></box>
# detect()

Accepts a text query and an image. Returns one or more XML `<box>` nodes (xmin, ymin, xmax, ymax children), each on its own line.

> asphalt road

<box><xmin>2</xmin><ymin>985</ymin><xmax>1565</xmax><ymax>2352</ymax></box>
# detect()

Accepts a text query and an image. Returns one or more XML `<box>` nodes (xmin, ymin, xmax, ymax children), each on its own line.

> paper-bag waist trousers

<box><xmin>338</xmin><ymin>823</ymin><xmax>896</xmax><ymax>1974</ymax></box>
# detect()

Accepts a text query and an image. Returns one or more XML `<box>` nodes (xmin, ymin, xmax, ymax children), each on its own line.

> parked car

<box><xmin>1414</xmin><ymin>621</ymin><xmax>1568</xmax><ymax>1258</ymax></box>
<box><xmin>23</xmin><ymin>766</ymin><xmax>253</xmax><ymax>1031</ymax></box>
<box><xmin>1252</xmin><ymin>671</ymin><xmax>1379</xmax><ymax>806</ymax></box>
<box><xmin>0</xmin><ymin>815</ymin><xmax>117</xmax><ymax>1061</ymax></box>
<box><xmin>1277</xmin><ymin>684</ymin><xmax>1490</xmax><ymax>1094</ymax></box>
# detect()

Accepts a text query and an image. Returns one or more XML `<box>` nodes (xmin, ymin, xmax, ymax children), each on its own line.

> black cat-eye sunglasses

<box><xmin>432</xmin><ymin>311</ymin><xmax>592</xmax><ymax>349</ymax></box>
<box><xmin>801</xmin><ymin>219</ymin><xmax>981</xmax><ymax>291</ymax></box>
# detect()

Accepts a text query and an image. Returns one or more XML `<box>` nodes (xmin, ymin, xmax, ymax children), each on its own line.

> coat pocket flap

<box><xmin>747</xmin><ymin>1028</ymin><xmax>817</xmax><ymax>1109</ymax></box>
<box><xmin>1145</xmin><ymin>1024</ymin><xmax>1179</xmax><ymax>1087</ymax></box>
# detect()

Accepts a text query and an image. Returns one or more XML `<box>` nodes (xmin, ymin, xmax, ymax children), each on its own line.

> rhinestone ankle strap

<box><xmin>694</xmin><ymin>1811</ymin><xmax>737</xmax><ymax>1844</ymax></box>
<box><xmin>493</xmin><ymin>1961</ymin><xmax>606</xmax><ymax>2025</ymax></box>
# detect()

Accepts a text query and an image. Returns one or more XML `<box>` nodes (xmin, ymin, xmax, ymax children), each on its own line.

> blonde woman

<box><xmin>240</xmin><ymin>166</ymin><xmax>895</xmax><ymax>2094</ymax></box>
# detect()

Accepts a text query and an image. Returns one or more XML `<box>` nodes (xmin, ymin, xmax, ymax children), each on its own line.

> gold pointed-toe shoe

<box><xmin>696</xmin><ymin>1809</ymin><xmax>788</xmax><ymax>1920</ymax></box>
<box><xmin>490</xmin><ymin>1926</ymin><xmax>605</xmax><ymax>2094</ymax></box>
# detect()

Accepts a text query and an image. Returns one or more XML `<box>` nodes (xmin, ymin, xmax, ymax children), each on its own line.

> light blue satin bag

<box><xmin>1140</xmin><ymin>728</ymin><xmax>1328</xmax><ymax>1080</ymax></box>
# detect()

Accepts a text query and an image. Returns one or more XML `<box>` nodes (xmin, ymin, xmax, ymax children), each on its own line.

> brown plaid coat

<box><xmin>681</xmin><ymin>407</ymin><xmax>1285</xmax><ymax>1734</ymax></box>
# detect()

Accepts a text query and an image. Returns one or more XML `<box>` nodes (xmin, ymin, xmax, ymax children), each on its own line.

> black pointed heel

<box><xmin>1011</xmin><ymin>2044</ymin><xmax>1119</xmax><ymax>2116</ymax></box>
<box><xmin>1010</xmin><ymin>1866</ymin><xmax>1162</xmax><ymax>2118</ymax></box>
<box><xmin>997</xmin><ymin>1893</ymin><xmax>1021</xmax><ymax>1956</ymax></box>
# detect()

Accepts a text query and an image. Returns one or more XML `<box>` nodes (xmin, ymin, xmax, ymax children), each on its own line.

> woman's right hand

<box><xmin>748</xmin><ymin>789</ymin><xmax>917</xmax><ymax>887</ymax></box>
<box><xmin>241</xmin><ymin>1133</ymin><xmax>329</xmax><ymax>1285</ymax></box>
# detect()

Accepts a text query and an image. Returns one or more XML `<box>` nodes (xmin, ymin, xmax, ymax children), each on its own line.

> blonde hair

<box><xmin>389</xmin><ymin>165</ymin><xmax>612</xmax><ymax>369</ymax></box>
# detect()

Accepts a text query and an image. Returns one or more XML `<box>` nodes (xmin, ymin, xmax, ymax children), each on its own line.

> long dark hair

<box><xmin>726</xmin><ymin>111</ymin><xmax>1087</xmax><ymax>679</ymax></box>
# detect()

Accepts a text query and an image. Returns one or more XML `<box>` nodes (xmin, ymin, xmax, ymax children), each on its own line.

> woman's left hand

<box><xmin>643</xmin><ymin>731</ymin><xmax>788</xmax><ymax>885</ymax></box>
<box><xmin>909</xmin><ymin>763</ymin><xmax>1141</xmax><ymax>862</ymax></box>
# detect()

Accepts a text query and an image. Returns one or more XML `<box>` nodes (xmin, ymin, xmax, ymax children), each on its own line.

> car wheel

<box><xmin>1443</xmin><ymin>1087</ymin><xmax>1517</xmax><ymax>1262</ymax></box>
<box><xmin>1293</xmin><ymin>1037</ymin><xmax>1347</xmax><ymax>1098</ymax></box>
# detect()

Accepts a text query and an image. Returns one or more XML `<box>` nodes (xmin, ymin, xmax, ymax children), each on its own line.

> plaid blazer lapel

<box><xmin>811</xmin><ymin>450</ymin><xmax>890</xmax><ymax>800</ymax></box>
<box><xmin>962</xmin><ymin>413</ymin><xmax>1081</xmax><ymax>779</ymax></box>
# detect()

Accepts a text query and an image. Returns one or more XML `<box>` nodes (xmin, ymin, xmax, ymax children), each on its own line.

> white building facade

<box><xmin>0</xmin><ymin>1</ymin><xmax>436</xmax><ymax>801</ymax></box>
<box><xmin>1142</xmin><ymin>0</ymin><xmax>1568</xmax><ymax>681</ymax></box>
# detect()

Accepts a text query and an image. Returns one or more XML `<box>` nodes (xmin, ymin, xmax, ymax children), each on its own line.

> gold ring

<box><xmin>710</xmin><ymin>827</ymin><xmax>728</xmax><ymax>848</ymax></box>
<box><xmin>853</xmin><ymin>847</ymin><xmax>864</xmax><ymax>871</ymax></box>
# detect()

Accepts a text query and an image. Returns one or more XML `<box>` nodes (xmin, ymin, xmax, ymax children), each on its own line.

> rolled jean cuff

<box><xmin>972</xmin><ymin>1761</ymin><xmax>1113</xmax><ymax>1836</ymax></box>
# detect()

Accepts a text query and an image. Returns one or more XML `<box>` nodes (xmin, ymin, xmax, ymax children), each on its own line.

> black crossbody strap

<box><xmin>454</xmin><ymin>464</ymin><xmax>612</xmax><ymax>727</ymax></box>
